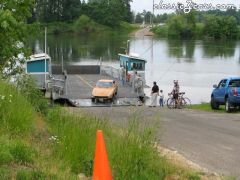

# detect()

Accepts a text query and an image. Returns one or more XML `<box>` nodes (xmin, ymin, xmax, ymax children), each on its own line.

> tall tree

<box><xmin>204</xmin><ymin>15</ymin><xmax>238</xmax><ymax>39</ymax></box>
<box><xmin>62</xmin><ymin>0</ymin><xmax>81</xmax><ymax>21</ymax></box>
<box><xmin>0</xmin><ymin>0</ymin><xmax>34</xmax><ymax>77</ymax></box>
<box><xmin>123</xmin><ymin>0</ymin><xmax>132</xmax><ymax>22</ymax></box>
<box><xmin>135</xmin><ymin>13</ymin><xmax>143</xmax><ymax>23</ymax></box>
<box><xmin>167</xmin><ymin>10</ymin><xmax>196</xmax><ymax>38</ymax></box>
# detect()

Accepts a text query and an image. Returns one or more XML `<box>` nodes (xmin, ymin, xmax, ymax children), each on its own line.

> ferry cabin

<box><xmin>118</xmin><ymin>53</ymin><xmax>146</xmax><ymax>73</ymax></box>
<box><xmin>26</xmin><ymin>53</ymin><xmax>51</xmax><ymax>90</ymax></box>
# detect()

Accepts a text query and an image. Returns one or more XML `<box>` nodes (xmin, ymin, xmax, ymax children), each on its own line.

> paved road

<box><xmin>69</xmin><ymin>107</ymin><xmax>240</xmax><ymax>178</ymax></box>
<box><xmin>133</xmin><ymin>27</ymin><xmax>154</xmax><ymax>38</ymax></box>
<box><xmin>159</xmin><ymin>109</ymin><xmax>240</xmax><ymax>178</ymax></box>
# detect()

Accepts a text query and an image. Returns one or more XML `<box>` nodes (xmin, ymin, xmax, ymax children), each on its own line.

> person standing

<box><xmin>159</xmin><ymin>90</ymin><xmax>164</xmax><ymax>107</ymax></box>
<box><xmin>120</xmin><ymin>66</ymin><xmax>125</xmax><ymax>86</ymax></box>
<box><xmin>171</xmin><ymin>80</ymin><xmax>180</xmax><ymax>108</ymax></box>
<box><xmin>149</xmin><ymin>81</ymin><xmax>159</xmax><ymax>107</ymax></box>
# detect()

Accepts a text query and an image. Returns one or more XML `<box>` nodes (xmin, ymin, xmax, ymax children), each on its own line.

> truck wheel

<box><xmin>91</xmin><ymin>98</ymin><xmax>95</xmax><ymax>102</ymax></box>
<box><xmin>225</xmin><ymin>98</ymin><xmax>232</xmax><ymax>113</ymax></box>
<box><xmin>210</xmin><ymin>98</ymin><xmax>219</xmax><ymax>110</ymax></box>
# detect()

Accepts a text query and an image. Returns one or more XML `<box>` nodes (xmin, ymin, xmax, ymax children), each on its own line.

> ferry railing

<box><xmin>101</xmin><ymin>65</ymin><xmax>145</xmax><ymax>97</ymax></box>
<box><xmin>48</xmin><ymin>74</ymin><xmax>67</xmax><ymax>100</ymax></box>
<box><xmin>100</xmin><ymin>65</ymin><xmax>120</xmax><ymax>80</ymax></box>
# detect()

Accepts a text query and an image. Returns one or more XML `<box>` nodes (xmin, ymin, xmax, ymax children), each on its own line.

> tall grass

<box><xmin>16</xmin><ymin>75</ymin><xmax>49</xmax><ymax>115</ymax></box>
<box><xmin>0</xmin><ymin>80</ymin><xmax>47</xmax><ymax>179</ymax></box>
<box><xmin>0</xmin><ymin>80</ymin><xmax>34</xmax><ymax>135</ymax></box>
<box><xmin>47</xmin><ymin>108</ymin><xmax>108</xmax><ymax>176</ymax></box>
<box><xmin>47</xmin><ymin>108</ymin><xmax>179</xmax><ymax>179</ymax></box>
<box><xmin>0</xmin><ymin>79</ymin><xmax>203</xmax><ymax>179</ymax></box>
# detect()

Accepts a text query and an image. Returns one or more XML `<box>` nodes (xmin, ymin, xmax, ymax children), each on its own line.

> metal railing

<box><xmin>100</xmin><ymin>65</ymin><xmax>145</xmax><ymax>97</ymax></box>
<box><xmin>100</xmin><ymin>65</ymin><xmax>120</xmax><ymax>80</ymax></box>
<box><xmin>47</xmin><ymin>73</ymin><xmax>67</xmax><ymax>100</ymax></box>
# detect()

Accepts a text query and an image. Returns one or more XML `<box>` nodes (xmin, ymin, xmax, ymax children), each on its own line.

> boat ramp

<box><xmin>48</xmin><ymin>65</ymin><xmax>145</xmax><ymax>107</ymax></box>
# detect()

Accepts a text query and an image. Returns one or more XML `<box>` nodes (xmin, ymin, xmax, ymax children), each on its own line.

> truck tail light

<box><xmin>232</xmin><ymin>88</ymin><xmax>238</xmax><ymax>96</ymax></box>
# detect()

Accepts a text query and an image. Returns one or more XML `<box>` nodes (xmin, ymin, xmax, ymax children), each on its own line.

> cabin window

<box><xmin>131</xmin><ymin>62</ymin><xmax>144</xmax><ymax>71</ymax></box>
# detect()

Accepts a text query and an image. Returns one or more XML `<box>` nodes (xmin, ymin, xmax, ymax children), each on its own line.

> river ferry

<box><xmin>118</xmin><ymin>53</ymin><xmax>146</xmax><ymax>77</ymax></box>
<box><xmin>26</xmin><ymin>53</ymin><xmax>52</xmax><ymax>91</ymax></box>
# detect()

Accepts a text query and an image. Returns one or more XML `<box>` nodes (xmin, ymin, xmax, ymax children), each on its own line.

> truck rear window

<box><xmin>229</xmin><ymin>80</ymin><xmax>240</xmax><ymax>87</ymax></box>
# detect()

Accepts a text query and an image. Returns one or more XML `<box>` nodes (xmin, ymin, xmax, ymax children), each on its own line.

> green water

<box><xmin>28</xmin><ymin>33</ymin><xmax>240</xmax><ymax>103</ymax></box>
<box><xmin>28</xmin><ymin>33</ymin><xmax>129</xmax><ymax>64</ymax></box>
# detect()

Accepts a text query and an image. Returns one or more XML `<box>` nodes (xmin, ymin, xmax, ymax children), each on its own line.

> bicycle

<box><xmin>167</xmin><ymin>92</ymin><xmax>191</xmax><ymax>109</ymax></box>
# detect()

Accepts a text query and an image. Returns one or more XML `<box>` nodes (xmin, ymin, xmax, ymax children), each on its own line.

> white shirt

<box><xmin>159</xmin><ymin>92</ymin><xmax>164</xmax><ymax>99</ymax></box>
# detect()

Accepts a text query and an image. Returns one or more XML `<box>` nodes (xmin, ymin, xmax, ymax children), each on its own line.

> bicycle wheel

<box><xmin>182</xmin><ymin>97</ymin><xmax>191</xmax><ymax>108</ymax></box>
<box><xmin>167</xmin><ymin>98</ymin><xmax>175</xmax><ymax>109</ymax></box>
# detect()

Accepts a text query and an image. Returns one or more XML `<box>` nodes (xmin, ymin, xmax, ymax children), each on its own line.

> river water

<box><xmin>28</xmin><ymin>33</ymin><xmax>240</xmax><ymax>104</ymax></box>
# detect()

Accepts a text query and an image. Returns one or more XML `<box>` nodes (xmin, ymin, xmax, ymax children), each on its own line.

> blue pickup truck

<box><xmin>211</xmin><ymin>77</ymin><xmax>240</xmax><ymax>112</ymax></box>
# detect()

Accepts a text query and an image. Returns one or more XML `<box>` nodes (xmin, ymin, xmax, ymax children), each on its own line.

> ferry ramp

<box><xmin>51</xmin><ymin>65</ymin><xmax>141</xmax><ymax>107</ymax></box>
<box><xmin>66</xmin><ymin>74</ymin><xmax>139</xmax><ymax>107</ymax></box>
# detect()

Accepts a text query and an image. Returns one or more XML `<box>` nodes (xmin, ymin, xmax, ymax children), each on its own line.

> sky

<box><xmin>131</xmin><ymin>0</ymin><xmax>239</xmax><ymax>14</ymax></box>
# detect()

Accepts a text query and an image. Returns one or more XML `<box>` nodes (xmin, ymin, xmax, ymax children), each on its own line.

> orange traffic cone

<box><xmin>93</xmin><ymin>130</ymin><xmax>113</xmax><ymax>180</ymax></box>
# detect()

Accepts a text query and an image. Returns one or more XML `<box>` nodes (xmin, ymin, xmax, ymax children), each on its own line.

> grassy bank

<box><xmin>0</xmin><ymin>78</ymin><xmax>209</xmax><ymax>179</ymax></box>
<box><xmin>190</xmin><ymin>103</ymin><xmax>240</xmax><ymax>114</ymax></box>
<box><xmin>190</xmin><ymin>103</ymin><xmax>226</xmax><ymax>113</ymax></box>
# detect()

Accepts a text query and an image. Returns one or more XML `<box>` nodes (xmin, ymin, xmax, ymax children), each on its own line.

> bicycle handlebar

<box><xmin>168</xmin><ymin>92</ymin><xmax>185</xmax><ymax>96</ymax></box>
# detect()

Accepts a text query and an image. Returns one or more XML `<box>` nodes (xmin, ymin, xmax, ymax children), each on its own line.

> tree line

<box><xmin>135</xmin><ymin>8</ymin><xmax>240</xmax><ymax>24</ymax></box>
<box><xmin>0</xmin><ymin>0</ymin><xmax>33</xmax><ymax>77</ymax></box>
<box><xmin>148</xmin><ymin>8</ymin><xmax>240</xmax><ymax>39</ymax></box>
<box><xmin>29</xmin><ymin>0</ymin><xmax>133</xmax><ymax>27</ymax></box>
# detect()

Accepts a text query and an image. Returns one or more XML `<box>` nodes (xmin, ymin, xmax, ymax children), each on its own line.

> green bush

<box><xmin>16</xmin><ymin>74</ymin><xmax>49</xmax><ymax>115</ymax></box>
<box><xmin>119</xmin><ymin>22</ymin><xmax>138</xmax><ymax>33</ymax></box>
<box><xmin>74</xmin><ymin>15</ymin><xmax>96</xmax><ymax>34</ymax></box>
<box><xmin>203</xmin><ymin>15</ymin><xmax>238</xmax><ymax>39</ymax></box>
<box><xmin>41</xmin><ymin>22</ymin><xmax>74</xmax><ymax>35</ymax></box>
<box><xmin>195</xmin><ymin>23</ymin><xmax>204</xmax><ymax>38</ymax></box>
<box><xmin>152</xmin><ymin>26</ymin><xmax>168</xmax><ymax>37</ymax></box>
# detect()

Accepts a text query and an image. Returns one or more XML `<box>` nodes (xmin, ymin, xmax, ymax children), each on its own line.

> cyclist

<box><xmin>170</xmin><ymin>80</ymin><xmax>180</xmax><ymax>108</ymax></box>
